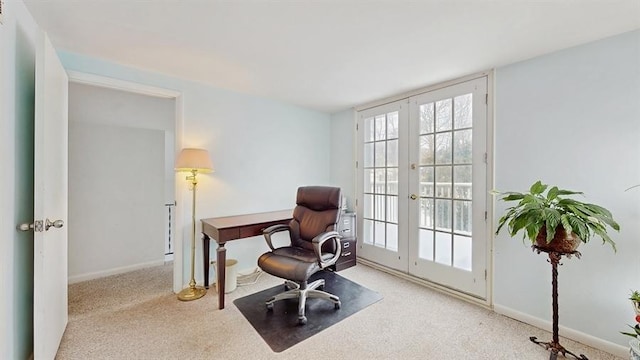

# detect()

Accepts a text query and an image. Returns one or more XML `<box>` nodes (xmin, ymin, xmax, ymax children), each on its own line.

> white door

<box><xmin>408</xmin><ymin>77</ymin><xmax>488</xmax><ymax>298</ymax></box>
<box><xmin>33</xmin><ymin>31</ymin><xmax>69</xmax><ymax>359</ymax></box>
<box><xmin>357</xmin><ymin>76</ymin><xmax>489</xmax><ymax>299</ymax></box>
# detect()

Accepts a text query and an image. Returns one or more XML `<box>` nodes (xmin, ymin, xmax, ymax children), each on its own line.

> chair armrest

<box><xmin>311</xmin><ymin>231</ymin><xmax>341</xmax><ymax>268</ymax></box>
<box><xmin>262</xmin><ymin>224</ymin><xmax>290</xmax><ymax>251</ymax></box>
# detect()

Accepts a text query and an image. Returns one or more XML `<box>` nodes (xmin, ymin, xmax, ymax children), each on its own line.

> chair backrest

<box><xmin>288</xmin><ymin>186</ymin><xmax>342</xmax><ymax>253</ymax></box>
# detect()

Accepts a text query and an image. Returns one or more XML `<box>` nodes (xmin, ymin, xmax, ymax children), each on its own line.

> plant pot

<box><xmin>535</xmin><ymin>226</ymin><xmax>581</xmax><ymax>253</ymax></box>
<box><xmin>630</xmin><ymin>339</ymin><xmax>640</xmax><ymax>360</ymax></box>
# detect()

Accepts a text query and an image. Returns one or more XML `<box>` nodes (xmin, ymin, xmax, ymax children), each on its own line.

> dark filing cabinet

<box><xmin>335</xmin><ymin>212</ymin><xmax>356</xmax><ymax>271</ymax></box>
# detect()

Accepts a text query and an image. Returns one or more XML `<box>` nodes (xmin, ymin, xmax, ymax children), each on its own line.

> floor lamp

<box><xmin>175</xmin><ymin>148</ymin><xmax>213</xmax><ymax>301</ymax></box>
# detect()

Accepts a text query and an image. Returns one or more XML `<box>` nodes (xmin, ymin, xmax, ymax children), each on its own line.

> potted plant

<box><xmin>495</xmin><ymin>180</ymin><xmax>620</xmax><ymax>252</ymax></box>
<box><xmin>622</xmin><ymin>291</ymin><xmax>640</xmax><ymax>359</ymax></box>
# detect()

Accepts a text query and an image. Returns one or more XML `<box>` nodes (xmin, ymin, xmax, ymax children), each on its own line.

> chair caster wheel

<box><xmin>266</xmin><ymin>303</ymin><xmax>274</xmax><ymax>311</ymax></box>
<box><xmin>335</xmin><ymin>301</ymin><xmax>341</xmax><ymax>309</ymax></box>
<box><xmin>298</xmin><ymin>316</ymin><xmax>307</xmax><ymax>325</ymax></box>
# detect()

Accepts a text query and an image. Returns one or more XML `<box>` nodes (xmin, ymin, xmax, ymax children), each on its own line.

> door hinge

<box><xmin>485</xmin><ymin>269</ymin><xmax>487</xmax><ymax>280</ymax></box>
<box><xmin>355</xmin><ymin>161</ymin><xmax>358</xmax><ymax>168</ymax></box>
<box><xmin>484</xmin><ymin>211</ymin><xmax>488</xmax><ymax>221</ymax></box>
<box><xmin>356</xmin><ymin>123</ymin><xmax>359</xmax><ymax>131</ymax></box>
<box><xmin>485</xmin><ymin>93</ymin><xmax>488</xmax><ymax>105</ymax></box>
<box><xmin>483</xmin><ymin>153</ymin><xmax>488</xmax><ymax>163</ymax></box>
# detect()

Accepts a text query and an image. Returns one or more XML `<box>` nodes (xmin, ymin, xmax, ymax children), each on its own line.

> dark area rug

<box><xmin>233</xmin><ymin>270</ymin><xmax>383</xmax><ymax>352</ymax></box>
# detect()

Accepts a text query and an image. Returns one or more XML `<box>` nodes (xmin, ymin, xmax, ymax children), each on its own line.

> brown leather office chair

<box><xmin>257</xmin><ymin>186</ymin><xmax>342</xmax><ymax>325</ymax></box>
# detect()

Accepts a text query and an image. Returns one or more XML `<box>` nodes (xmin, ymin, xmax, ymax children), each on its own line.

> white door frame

<box><xmin>355</xmin><ymin>70</ymin><xmax>495</xmax><ymax>306</ymax></box>
<box><xmin>66</xmin><ymin>71</ymin><xmax>186</xmax><ymax>293</ymax></box>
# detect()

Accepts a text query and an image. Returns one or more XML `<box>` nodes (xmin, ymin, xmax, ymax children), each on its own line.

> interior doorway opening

<box><xmin>67</xmin><ymin>71</ymin><xmax>184</xmax><ymax>292</ymax></box>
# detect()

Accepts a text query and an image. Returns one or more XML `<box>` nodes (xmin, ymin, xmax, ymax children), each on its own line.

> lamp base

<box><xmin>177</xmin><ymin>286</ymin><xmax>207</xmax><ymax>301</ymax></box>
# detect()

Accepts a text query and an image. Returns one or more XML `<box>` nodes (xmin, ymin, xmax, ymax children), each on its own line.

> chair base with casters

<box><xmin>266</xmin><ymin>279</ymin><xmax>341</xmax><ymax>325</ymax></box>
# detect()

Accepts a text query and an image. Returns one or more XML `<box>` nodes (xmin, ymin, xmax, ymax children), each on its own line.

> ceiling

<box><xmin>23</xmin><ymin>0</ymin><xmax>640</xmax><ymax>114</ymax></box>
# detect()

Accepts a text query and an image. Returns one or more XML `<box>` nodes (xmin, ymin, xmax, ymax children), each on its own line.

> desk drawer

<box><xmin>239</xmin><ymin>219</ymin><xmax>290</xmax><ymax>238</ymax></box>
<box><xmin>239</xmin><ymin>223</ymin><xmax>268</xmax><ymax>238</ymax></box>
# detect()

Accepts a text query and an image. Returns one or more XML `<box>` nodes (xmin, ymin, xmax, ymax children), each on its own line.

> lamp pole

<box><xmin>177</xmin><ymin>169</ymin><xmax>207</xmax><ymax>301</ymax></box>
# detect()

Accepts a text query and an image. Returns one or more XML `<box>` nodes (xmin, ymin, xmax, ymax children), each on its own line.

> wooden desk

<box><xmin>201</xmin><ymin>209</ymin><xmax>292</xmax><ymax>309</ymax></box>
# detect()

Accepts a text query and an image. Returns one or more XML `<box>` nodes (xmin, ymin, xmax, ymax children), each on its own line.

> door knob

<box><xmin>45</xmin><ymin>219</ymin><xmax>64</xmax><ymax>231</ymax></box>
<box><xmin>410</xmin><ymin>194</ymin><xmax>418</xmax><ymax>200</ymax></box>
<box><xmin>18</xmin><ymin>222</ymin><xmax>36</xmax><ymax>231</ymax></box>
<box><xmin>18</xmin><ymin>218</ymin><xmax>64</xmax><ymax>232</ymax></box>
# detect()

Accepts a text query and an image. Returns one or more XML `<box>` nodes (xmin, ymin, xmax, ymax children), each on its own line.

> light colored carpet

<box><xmin>56</xmin><ymin>263</ymin><xmax>623</xmax><ymax>360</ymax></box>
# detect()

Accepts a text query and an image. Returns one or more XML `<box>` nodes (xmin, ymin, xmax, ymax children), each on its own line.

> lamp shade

<box><xmin>175</xmin><ymin>148</ymin><xmax>214</xmax><ymax>173</ymax></box>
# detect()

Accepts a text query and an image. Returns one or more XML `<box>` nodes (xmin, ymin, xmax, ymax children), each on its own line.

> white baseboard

<box><xmin>68</xmin><ymin>260</ymin><xmax>166</xmax><ymax>284</ymax></box>
<box><xmin>358</xmin><ymin>257</ymin><xmax>491</xmax><ymax>308</ymax></box>
<box><xmin>494</xmin><ymin>304</ymin><xmax>629</xmax><ymax>358</ymax></box>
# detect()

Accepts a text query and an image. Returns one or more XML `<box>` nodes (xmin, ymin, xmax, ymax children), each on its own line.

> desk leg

<box><xmin>217</xmin><ymin>243</ymin><xmax>227</xmax><ymax>309</ymax></box>
<box><xmin>202</xmin><ymin>234</ymin><xmax>210</xmax><ymax>289</ymax></box>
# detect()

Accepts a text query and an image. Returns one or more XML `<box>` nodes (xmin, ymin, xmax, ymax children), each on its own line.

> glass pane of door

<box><xmin>416</xmin><ymin>94</ymin><xmax>473</xmax><ymax>270</ymax></box>
<box><xmin>362</xmin><ymin>111</ymin><xmax>399</xmax><ymax>250</ymax></box>
<box><xmin>357</xmin><ymin>100</ymin><xmax>408</xmax><ymax>272</ymax></box>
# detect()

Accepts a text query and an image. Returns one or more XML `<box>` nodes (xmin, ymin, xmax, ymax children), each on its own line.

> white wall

<box><xmin>68</xmin><ymin>83</ymin><xmax>175</xmax><ymax>131</ymax></box>
<box><xmin>67</xmin><ymin>83</ymin><xmax>175</xmax><ymax>281</ymax></box>
<box><xmin>59</xmin><ymin>52</ymin><xmax>333</xmax><ymax>282</ymax></box>
<box><xmin>330</xmin><ymin>109</ymin><xmax>356</xmax><ymax>210</ymax></box>
<box><xmin>68</xmin><ymin>122</ymin><xmax>166</xmax><ymax>281</ymax></box>
<box><xmin>493</xmin><ymin>29</ymin><xmax>640</xmax><ymax>350</ymax></box>
<box><xmin>0</xmin><ymin>0</ymin><xmax>40</xmax><ymax>358</ymax></box>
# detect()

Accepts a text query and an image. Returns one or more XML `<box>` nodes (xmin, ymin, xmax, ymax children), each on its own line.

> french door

<box><xmin>357</xmin><ymin>76</ymin><xmax>489</xmax><ymax>299</ymax></box>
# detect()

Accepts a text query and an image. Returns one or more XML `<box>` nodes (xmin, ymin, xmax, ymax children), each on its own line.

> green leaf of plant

<box><xmin>526</xmin><ymin>224</ymin><xmax>540</xmax><ymax>243</ymax></box>
<box><xmin>567</xmin><ymin>216</ymin><xmax>588</xmax><ymax>242</ymax></box>
<box><xmin>530</xmin><ymin>181</ymin><xmax>547</xmax><ymax>196</ymax></box>
<box><xmin>591</xmin><ymin>225</ymin><xmax>617</xmax><ymax>252</ymax></box>
<box><xmin>584</xmin><ymin>203</ymin><xmax>620</xmax><ymax>230</ymax></box>
<box><xmin>500</xmin><ymin>193</ymin><xmax>526</xmax><ymax>201</ymax></box>
<box><xmin>560</xmin><ymin>214</ymin><xmax>573</xmax><ymax>235</ymax></box>
<box><xmin>510</xmin><ymin>215</ymin><xmax>531</xmax><ymax>237</ymax></box>
<box><xmin>522</xmin><ymin>194</ymin><xmax>536</xmax><ymax>204</ymax></box>
<box><xmin>556</xmin><ymin>189</ymin><xmax>583</xmax><ymax>196</ymax></box>
<box><xmin>566</xmin><ymin>204</ymin><xmax>590</xmax><ymax>220</ymax></box>
<box><xmin>586</xmin><ymin>203</ymin><xmax>612</xmax><ymax>218</ymax></box>
<box><xmin>543</xmin><ymin>208</ymin><xmax>561</xmax><ymax>243</ymax></box>
<box><xmin>627</xmin><ymin>324</ymin><xmax>640</xmax><ymax>335</ymax></box>
<box><xmin>621</xmin><ymin>331</ymin><xmax>639</xmax><ymax>337</ymax></box>
<box><xmin>546</xmin><ymin>186</ymin><xmax>559</xmax><ymax>201</ymax></box>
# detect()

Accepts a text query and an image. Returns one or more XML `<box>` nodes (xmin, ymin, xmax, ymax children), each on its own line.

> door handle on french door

<box><xmin>410</xmin><ymin>194</ymin><xmax>418</xmax><ymax>200</ymax></box>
